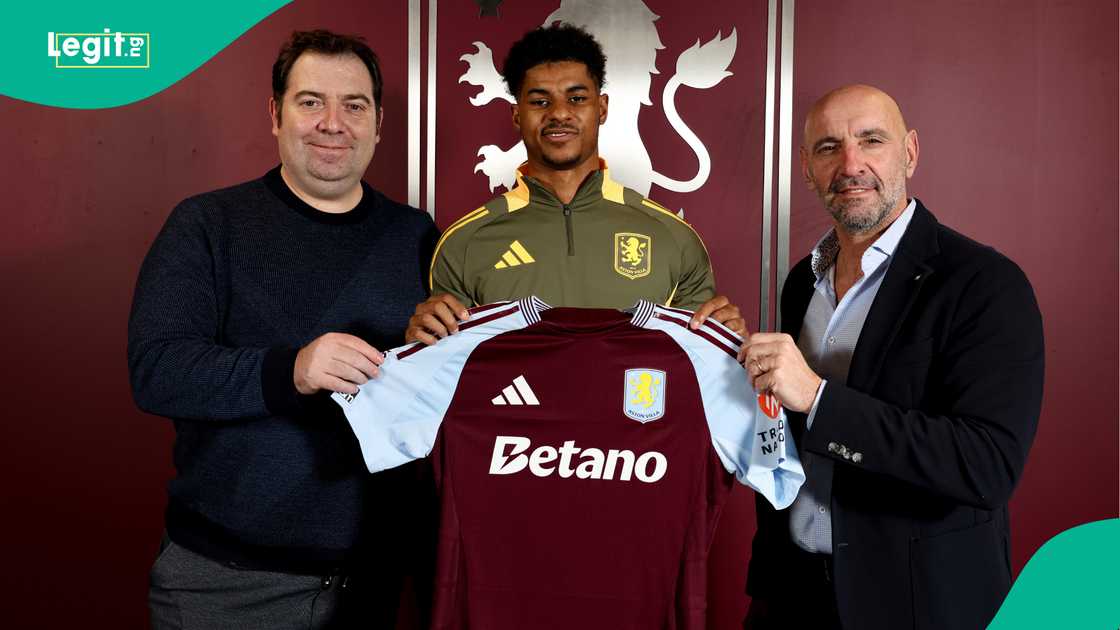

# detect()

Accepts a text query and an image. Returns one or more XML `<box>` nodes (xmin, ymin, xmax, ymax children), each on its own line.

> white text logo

<box><xmin>488</xmin><ymin>435</ymin><xmax>667</xmax><ymax>483</ymax></box>
<box><xmin>47</xmin><ymin>29</ymin><xmax>150</xmax><ymax>68</ymax></box>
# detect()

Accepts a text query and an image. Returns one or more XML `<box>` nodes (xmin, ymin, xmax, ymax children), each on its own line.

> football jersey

<box><xmin>333</xmin><ymin>298</ymin><xmax>804</xmax><ymax>629</ymax></box>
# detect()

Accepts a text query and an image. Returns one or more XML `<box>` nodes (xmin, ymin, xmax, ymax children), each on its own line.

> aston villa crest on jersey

<box><xmin>624</xmin><ymin>368</ymin><xmax>666</xmax><ymax>423</ymax></box>
<box><xmin>615</xmin><ymin>232</ymin><xmax>652</xmax><ymax>279</ymax></box>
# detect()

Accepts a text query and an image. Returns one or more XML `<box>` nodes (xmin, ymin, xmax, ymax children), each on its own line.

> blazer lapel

<box><xmin>779</xmin><ymin>258</ymin><xmax>817</xmax><ymax>444</ymax></box>
<box><xmin>846</xmin><ymin>201</ymin><xmax>940</xmax><ymax>390</ymax></box>
<box><xmin>781</xmin><ymin>261</ymin><xmax>816</xmax><ymax>339</ymax></box>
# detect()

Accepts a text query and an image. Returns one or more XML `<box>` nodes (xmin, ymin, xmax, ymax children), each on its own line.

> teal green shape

<box><xmin>989</xmin><ymin>518</ymin><xmax>1119</xmax><ymax>629</ymax></box>
<box><xmin>1</xmin><ymin>1</ymin><xmax>292</xmax><ymax>109</ymax></box>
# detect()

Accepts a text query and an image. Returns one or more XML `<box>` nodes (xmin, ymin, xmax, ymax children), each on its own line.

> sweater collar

<box><xmin>263</xmin><ymin>166</ymin><xmax>376</xmax><ymax>225</ymax></box>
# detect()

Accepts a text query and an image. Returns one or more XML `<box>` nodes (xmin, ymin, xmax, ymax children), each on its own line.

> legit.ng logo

<box><xmin>47</xmin><ymin>29</ymin><xmax>150</xmax><ymax>68</ymax></box>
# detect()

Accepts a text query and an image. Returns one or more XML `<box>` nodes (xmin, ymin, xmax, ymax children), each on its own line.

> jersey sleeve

<box><xmin>640</xmin><ymin>305</ymin><xmax>805</xmax><ymax>509</ymax></box>
<box><xmin>332</xmin><ymin>301</ymin><xmax>535</xmax><ymax>472</ymax></box>
<box><xmin>667</xmin><ymin>223</ymin><xmax>716</xmax><ymax>310</ymax></box>
<box><xmin>430</xmin><ymin>243</ymin><xmax>474</xmax><ymax>306</ymax></box>
<box><xmin>429</xmin><ymin>207</ymin><xmax>491</xmax><ymax>306</ymax></box>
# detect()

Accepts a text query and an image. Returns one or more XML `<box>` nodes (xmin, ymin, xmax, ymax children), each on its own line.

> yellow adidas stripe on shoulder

<box><xmin>443</xmin><ymin>206</ymin><xmax>488</xmax><ymax>230</ymax></box>
<box><xmin>428</xmin><ymin>206</ymin><xmax>490</xmax><ymax>290</ymax></box>
<box><xmin>664</xmin><ymin>282</ymin><xmax>679</xmax><ymax>307</ymax></box>
<box><xmin>601</xmin><ymin>173</ymin><xmax>625</xmax><ymax>204</ymax></box>
<box><xmin>640</xmin><ymin>198</ymin><xmax>689</xmax><ymax>224</ymax></box>
<box><xmin>503</xmin><ymin>185</ymin><xmax>531</xmax><ymax>212</ymax></box>
<box><xmin>640</xmin><ymin>198</ymin><xmax>714</xmax><ymax>283</ymax></box>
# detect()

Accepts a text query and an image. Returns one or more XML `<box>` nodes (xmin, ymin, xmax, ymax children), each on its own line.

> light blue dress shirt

<box><xmin>788</xmin><ymin>200</ymin><xmax>916</xmax><ymax>554</ymax></box>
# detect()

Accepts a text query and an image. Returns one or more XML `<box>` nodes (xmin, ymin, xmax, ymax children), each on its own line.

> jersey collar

<box><xmin>505</xmin><ymin>158</ymin><xmax>627</xmax><ymax>212</ymax></box>
<box><xmin>518</xmin><ymin>296</ymin><xmax>552</xmax><ymax>324</ymax></box>
<box><xmin>628</xmin><ymin>300</ymin><xmax>657</xmax><ymax>326</ymax></box>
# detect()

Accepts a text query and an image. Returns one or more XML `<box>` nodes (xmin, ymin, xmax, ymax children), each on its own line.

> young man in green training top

<box><xmin>407</xmin><ymin>23</ymin><xmax>743</xmax><ymax>344</ymax></box>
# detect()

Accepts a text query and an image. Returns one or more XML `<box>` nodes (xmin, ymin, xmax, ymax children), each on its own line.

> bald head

<box><xmin>800</xmin><ymin>84</ymin><xmax>919</xmax><ymax>237</ymax></box>
<box><xmin>803</xmin><ymin>84</ymin><xmax>908</xmax><ymax>147</ymax></box>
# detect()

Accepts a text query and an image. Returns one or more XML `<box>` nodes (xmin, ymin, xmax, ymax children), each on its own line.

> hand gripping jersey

<box><xmin>333</xmin><ymin>298</ymin><xmax>804</xmax><ymax>630</ymax></box>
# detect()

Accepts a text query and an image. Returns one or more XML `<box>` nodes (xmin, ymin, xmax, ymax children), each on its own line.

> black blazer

<box><xmin>747</xmin><ymin>201</ymin><xmax>1044</xmax><ymax>630</ymax></box>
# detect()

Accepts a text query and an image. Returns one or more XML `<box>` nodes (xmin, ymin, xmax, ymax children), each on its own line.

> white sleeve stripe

<box><xmin>385</xmin><ymin>341</ymin><xmax>423</xmax><ymax>359</ymax></box>
<box><xmin>629</xmin><ymin>299</ymin><xmax>656</xmax><ymax>326</ymax></box>
<box><xmin>467</xmin><ymin>300</ymin><xmax>514</xmax><ymax>318</ymax></box>
<box><xmin>657</xmin><ymin>304</ymin><xmax>743</xmax><ymax>347</ymax></box>
<box><xmin>650</xmin><ymin>307</ymin><xmax>739</xmax><ymax>356</ymax></box>
<box><xmin>520</xmin><ymin>296</ymin><xmax>551</xmax><ymax>324</ymax></box>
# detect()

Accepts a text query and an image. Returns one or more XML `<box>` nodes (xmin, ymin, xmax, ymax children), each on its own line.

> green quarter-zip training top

<box><xmin>430</xmin><ymin>161</ymin><xmax>716</xmax><ymax>310</ymax></box>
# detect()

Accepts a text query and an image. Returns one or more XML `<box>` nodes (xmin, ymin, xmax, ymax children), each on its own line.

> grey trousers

<box><xmin>149</xmin><ymin>536</ymin><xmax>397</xmax><ymax>630</ymax></box>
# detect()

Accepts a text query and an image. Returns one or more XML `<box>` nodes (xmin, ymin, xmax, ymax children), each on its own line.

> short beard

<box><xmin>542</xmin><ymin>157</ymin><xmax>580</xmax><ymax>171</ymax></box>
<box><xmin>539</xmin><ymin>125</ymin><xmax>590</xmax><ymax>171</ymax></box>
<box><xmin>540</xmin><ymin>149</ymin><xmax>584</xmax><ymax>171</ymax></box>
<box><xmin>821</xmin><ymin>173</ymin><xmax>905</xmax><ymax>235</ymax></box>
<box><xmin>829</xmin><ymin>196</ymin><xmax>894</xmax><ymax>234</ymax></box>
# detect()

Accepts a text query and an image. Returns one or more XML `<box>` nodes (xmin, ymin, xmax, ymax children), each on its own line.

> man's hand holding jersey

<box><xmin>688</xmin><ymin>295</ymin><xmax>745</xmax><ymax>335</ymax></box>
<box><xmin>405</xmin><ymin>293</ymin><xmax>748</xmax><ymax>345</ymax></box>
<box><xmin>294</xmin><ymin>332</ymin><xmax>385</xmax><ymax>396</ymax></box>
<box><xmin>738</xmin><ymin>332</ymin><xmax>822</xmax><ymax>413</ymax></box>
<box><xmin>406</xmin><ymin>294</ymin><xmax>472</xmax><ymax>344</ymax></box>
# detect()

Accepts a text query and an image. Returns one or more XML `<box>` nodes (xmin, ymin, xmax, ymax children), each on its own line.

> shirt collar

<box><xmin>506</xmin><ymin>158</ymin><xmax>627</xmax><ymax>210</ymax></box>
<box><xmin>810</xmin><ymin>199</ymin><xmax>917</xmax><ymax>279</ymax></box>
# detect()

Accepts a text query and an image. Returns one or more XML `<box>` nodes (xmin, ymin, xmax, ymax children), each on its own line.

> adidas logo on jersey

<box><xmin>489</xmin><ymin>436</ymin><xmax>668</xmax><ymax>483</ymax></box>
<box><xmin>494</xmin><ymin>240</ymin><xmax>535</xmax><ymax>269</ymax></box>
<box><xmin>491</xmin><ymin>375</ymin><xmax>540</xmax><ymax>406</ymax></box>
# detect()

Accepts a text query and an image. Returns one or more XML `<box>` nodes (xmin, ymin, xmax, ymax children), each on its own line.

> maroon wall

<box><xmin>0</xmin><ymin>1</ymin><xmax>1115</xmax><ymax>629</ymax></box>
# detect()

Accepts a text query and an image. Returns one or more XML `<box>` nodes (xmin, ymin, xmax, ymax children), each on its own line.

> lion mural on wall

<box><xmin>459</xmin><ymin>0</ymin><xmax>737</xmax><ymax>208</ymax></box>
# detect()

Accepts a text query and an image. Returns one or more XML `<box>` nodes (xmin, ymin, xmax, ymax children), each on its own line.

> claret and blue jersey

<box><xmin>333</xmin><ymin>298</ymin><xmax>804</xmax><ymax>629</ymax></box>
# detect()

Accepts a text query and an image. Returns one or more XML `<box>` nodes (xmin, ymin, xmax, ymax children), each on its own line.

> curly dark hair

<box><xmin>271</xmin><ymin>30</ymin><xmax>383</xmax><ymax>125</ymax></box>
<box><xmin>501</xmin><ymin>23</ymin><xmax>606</xmax><ymax>100</ymax></box>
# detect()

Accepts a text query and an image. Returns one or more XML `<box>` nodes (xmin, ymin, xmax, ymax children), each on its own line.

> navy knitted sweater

<box><xmin>128</xmin><ymin>167</ymin><xmax>437</xmax><ymax>573</ymax></box>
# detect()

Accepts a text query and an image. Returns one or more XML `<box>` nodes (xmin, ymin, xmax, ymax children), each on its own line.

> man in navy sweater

<box><xmin>128</xmin><ymin>30</ymin><xmax>437</xmax><ymax>629</ymax></box>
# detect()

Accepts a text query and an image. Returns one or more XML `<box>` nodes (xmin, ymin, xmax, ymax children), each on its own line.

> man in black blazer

<box><xmin>739</xmin><ymin>85</ymin><xmax>1044</xmax><ymax>629</ymax></box>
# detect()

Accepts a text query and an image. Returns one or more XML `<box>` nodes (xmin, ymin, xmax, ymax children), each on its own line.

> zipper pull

<box><xmin>562</xmin><ymin>204</ymin><xmax>574</xmax><ymax>256</ymax></box>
